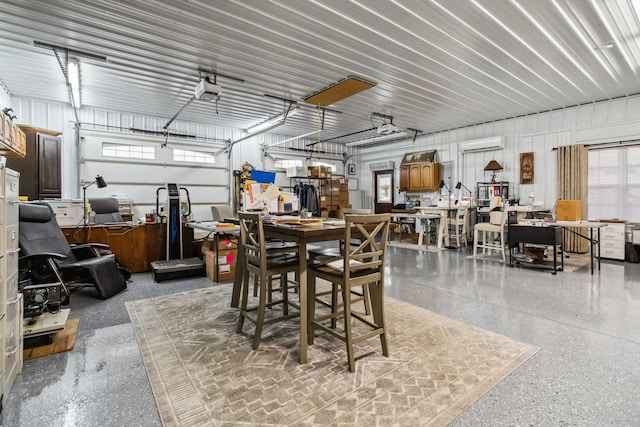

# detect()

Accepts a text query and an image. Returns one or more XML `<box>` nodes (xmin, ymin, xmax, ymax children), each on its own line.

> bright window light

<box><xmin>68</xmin><ymin>60</ymin><xmax>81</xmax><ymax>107</ymax></box>
<box><xmin>274</xmin><ymin>158</ymin><xmax>303</xmax><ymax>169</ymax></box>
<box><xmin>102</xmin><ymin>142</ymin><xmax>155</xmax><ymax>159</ymax></box>
<box><xmin>173</xmin><ymin>148</ymin><xmax>215</xmax><ymax>164</ymax></box>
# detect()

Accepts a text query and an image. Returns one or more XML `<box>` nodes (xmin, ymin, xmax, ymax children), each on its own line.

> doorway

<box><xmin>374</xmin><ymin>170</ymin><xmax>394</xmax><ymax>213</ymax></box>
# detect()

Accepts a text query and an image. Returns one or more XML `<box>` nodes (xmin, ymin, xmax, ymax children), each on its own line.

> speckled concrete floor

<box><xmin>2</xmin><ymin>247</ymin><xmax>639</xmax><ymax>426</ymax></box>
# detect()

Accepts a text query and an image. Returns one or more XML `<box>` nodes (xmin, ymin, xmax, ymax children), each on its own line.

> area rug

<box><xmin>126</xmin><ymin>285</ymin><xmax>538</xmax><ymax>427</ymax></box>
<box><xmin>388</xmin><ymin>241</ymin><xmax>445</xmax><ymax>252</ymax></box>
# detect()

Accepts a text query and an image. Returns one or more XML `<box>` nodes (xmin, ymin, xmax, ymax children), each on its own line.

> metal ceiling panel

<box><xmin>2</xmin><ymin>0</ymin><xmax>640</xmax><ymax>145</ymax></box>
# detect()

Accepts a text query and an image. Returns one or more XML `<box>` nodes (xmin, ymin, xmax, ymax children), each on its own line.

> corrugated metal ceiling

<box><xmin>2</xmin><ymin>0</ymin><xmax>640</xmax><ymax>144</ymax></box>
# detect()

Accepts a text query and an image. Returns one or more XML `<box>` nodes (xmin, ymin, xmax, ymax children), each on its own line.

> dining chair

<box><xmin>307</xmin><ymin>208</ymin><xmax>373</xmax><ymax>323</ymax></box>
<box><xmin>473</xmin><ymin>208</ymin><xmax>509</xmax><ymax>261</ymax></box>
<box><xmin>444</xmin><ymin>205</ymin><xmax>469</xmax><ymax>248</ymax></box>
<box><xmin>236</xmin><ymin>212</ymin><xmax>300</xmax><ymax>350</ymax></box>
<box><xmin>307</xmin><ymin>213</ymin><xmax>391</xmax><ymax>372</ymax></box>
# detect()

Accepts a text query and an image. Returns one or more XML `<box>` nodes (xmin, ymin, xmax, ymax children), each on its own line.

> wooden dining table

<box><xmin>231</xmin><ymin>219</ymin><xmax>351</xmax><ymax>364</ymax></box>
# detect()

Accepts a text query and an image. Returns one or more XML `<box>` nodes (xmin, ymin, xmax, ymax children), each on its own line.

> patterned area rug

<box><xmin>126</xmin><ymin>285</ymin><xmax>538</xmax><ymax>427</ymax></box>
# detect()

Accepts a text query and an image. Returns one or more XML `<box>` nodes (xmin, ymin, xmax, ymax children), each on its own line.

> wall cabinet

<box><xmin>6</xmin><ymin>132</ymin><xmax>61</xmax><ymax>201</ymax></box>
<box><xmin>408</xmin><ymin>162</ymin><xmax>440</xmax><ymax>191</ymax></box>
<box><xmin>399</xmin><ymin>165</ymin><xmax>409</xmax><ymax>192</ymax></box>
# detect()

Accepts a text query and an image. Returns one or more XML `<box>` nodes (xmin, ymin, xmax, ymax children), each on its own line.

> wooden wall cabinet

<box><xmin>407</xmin><ymin>162</ymin><xmax>440</xmax><ymax>191</ymax></box>
<box><xmin>6</xmin><ymin>132</ymin><xmax>61</xmax><ymax>201</ymax></box>
<box><xmin>399</xmin><ymin>165</ymin><xmax>409</xmax><ymax>192</ymax></box>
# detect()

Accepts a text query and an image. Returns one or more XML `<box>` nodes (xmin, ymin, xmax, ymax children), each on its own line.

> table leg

<box><xmin>437</xmin><ymin>212</ymin><xmax>446</xmax><ymax>248</ymax></box>
<box><xmin>298</xmin><ymin>239</ymin><xmax>308</xmax><ymax>364</ymax></box>
<box><xmin>231</xmin><ymin>239</ymin><xmax>244</xmax><ymax>307</ymax></box>
<box><xmin>590</xmin><ymin>227</ymin><xmax>594</xmax><ymax>275</ymax></box>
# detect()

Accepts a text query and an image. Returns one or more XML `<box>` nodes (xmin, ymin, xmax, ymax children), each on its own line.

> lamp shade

<box><xmin>439</xmin><ymin>180</ymin><xmax>445</xmax><ymax>189</ymax></box>
<box><xmin>484</xmin><ymin>160</ymin><xmax>503</xmax><ymax>171</ymax></box>
<box><xmin>455</xmin><ymin>182</ymin><xmax>462</xmax><ymax>189</ymax></box>
<box><xmin>95</xmin><ymin>175</ymin><xmax>107</xmax><ymax>188</ymax></box>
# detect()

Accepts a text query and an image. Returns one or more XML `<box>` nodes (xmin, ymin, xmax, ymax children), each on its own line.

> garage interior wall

<box><xmin>357</xmin><ymin>94</ymin><xmax>640</xmax><ymax>213</ymax></box>
<box><xmin>7</xmin><ymin>93</ymin><xmax>640</xmax><ymax>218</ymax></box>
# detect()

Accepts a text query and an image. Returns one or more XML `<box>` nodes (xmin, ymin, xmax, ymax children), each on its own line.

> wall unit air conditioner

<box><xmin>369</xmin><ymin>160</ymin><xmax>395</xmax><ymax>171</ymax></box>
<box><xmin>460</xmin><ymin>136</ymin><xmax>505</xmax><ymax>153</ymax></box>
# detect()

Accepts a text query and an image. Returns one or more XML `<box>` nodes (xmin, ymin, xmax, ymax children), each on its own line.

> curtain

<box><xmin>557</xmin><ymin>144</ymin><xmax>589</xmax><ymax>253</ymax></box>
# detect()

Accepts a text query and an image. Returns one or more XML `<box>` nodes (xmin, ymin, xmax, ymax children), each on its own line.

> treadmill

<box><xmin>150</xmin><ymin>183</ymin><xmax>205</xmax><ymax>282</ymax></box>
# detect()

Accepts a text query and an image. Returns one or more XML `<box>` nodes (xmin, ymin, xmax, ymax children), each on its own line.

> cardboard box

<box><xmin>556</xmin><ymin>200</ymin><xmax>582</xmax><ymax>221</ymax></box>
<box><xmin>286</xmin><ymin>166</ymin><xmax>308</xmax><ymax>177</ymax></box>
<box><xmin>204</xmin><ymin>248</ymin><xmax>237</xmax><ymax>282</ymax></box>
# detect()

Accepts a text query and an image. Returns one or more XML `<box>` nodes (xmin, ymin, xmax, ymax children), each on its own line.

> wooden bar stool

<box><xmin>236</xmin><ymin>212</ymin><xmax>300</xmax><ymax>350</ymax></box>
<box><xmin>307</xmin><ymin>213</ymin><xmax>391</xmax><ymax>372</ymax></box>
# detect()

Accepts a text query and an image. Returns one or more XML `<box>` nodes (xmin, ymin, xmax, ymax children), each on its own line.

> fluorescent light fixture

<box><xmin>68</xmin><ymin>59</ymin><xmax>80</xmax><ymax>107</ymax></box>
<box><xmin>247</xmin><ymin>108</ymin><xmax>299</xmax><ymax>134</ymax></box>
<box><xmin>267</xmin><ymin>129</ymin><xmax>323</xmax><ymax>148</ymax></box>
<box><xmin>345</xmin><ymin>131</ymin><xmax>409</xmax><ymax>147</ymax></box>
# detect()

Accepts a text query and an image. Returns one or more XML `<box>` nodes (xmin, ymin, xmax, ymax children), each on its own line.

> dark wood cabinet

<box><xmin>399</xmin><ymin>165</ymin><xmax>409</xmax><ymax>192</ymax></box>
<box><xmin>6</xmin><ymin>132</ymin><xmax>61</xmax><ymax>200</ymax></box>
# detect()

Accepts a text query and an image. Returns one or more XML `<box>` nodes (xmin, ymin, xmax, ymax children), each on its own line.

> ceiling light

<box><xmin>247</xmin><ymin>108</ymin><xmax>300</xmax><ymax>134</ymax></box>
<box><xmin>594</xmin><ymin>42</ymin><xmax>614</xmax><ymax>50</ymax></box>
<box><xmin>68</xmin><ymin>59</ymin><xmax>80</xmax><ymax>107</ymax></box>
<box><xmin>345</xmin><ymin>131</ymin><xmax>410</xmax><ymax>147</ymax></box>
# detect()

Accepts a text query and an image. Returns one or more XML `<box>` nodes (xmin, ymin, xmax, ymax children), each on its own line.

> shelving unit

<box><xmin>476</xmin><ymin>181</ymin><xmax>509</xmax><ymax>210</ymax></box>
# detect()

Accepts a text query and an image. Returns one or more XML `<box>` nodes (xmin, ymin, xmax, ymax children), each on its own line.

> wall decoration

<box><xmin>520</xmin><ymin>152</ymin><xmax>534</xmax><ymax>184</ymax></box>
<box><xmin>347</xmin><ymin>163</ymin><xmax>356</xmax><ymax>176</ymax></box>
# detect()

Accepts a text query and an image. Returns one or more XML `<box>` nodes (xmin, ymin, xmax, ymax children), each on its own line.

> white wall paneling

<box><xmin>80</xmin><ymin>131</ymin><xmax>229</xmax><ymax>221</ymax></box>
<box><xmin>357</xmin><ymin>94</ymin><xmax>640</xmax><ymax>217</ymax></box>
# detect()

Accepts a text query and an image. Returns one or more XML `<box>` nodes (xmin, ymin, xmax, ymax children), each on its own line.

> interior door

<box><xmin>374</xmin><ymin>170</ymin><xmax>394</xmax><ymax>213</ymax></box>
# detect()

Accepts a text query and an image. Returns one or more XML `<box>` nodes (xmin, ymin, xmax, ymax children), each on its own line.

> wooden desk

<box><xmin>61</xmin><ymin>222</ymin><xmax>195</xmax><ymax>273</ymax></box>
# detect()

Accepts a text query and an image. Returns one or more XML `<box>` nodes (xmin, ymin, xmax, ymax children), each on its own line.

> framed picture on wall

<box><xmin>520</xmin><ymin>152</ymin><xmax>534</xmax><ymax>184</ymax></box>
<box><xmin>347</xmin><ymin>163</ymin><xmax>356</xmax><ymax>176</ymax></box>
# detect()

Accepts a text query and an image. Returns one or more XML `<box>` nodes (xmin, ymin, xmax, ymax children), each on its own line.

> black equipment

<box><xmin>21</xmin><ymin>283</ymin><xmax>63</xmax><ymax>318</ymax></box>
<box><xmin>151</xmin><ymin>184</ymin><xmax>204</xmax><ymax>282</ymax></box>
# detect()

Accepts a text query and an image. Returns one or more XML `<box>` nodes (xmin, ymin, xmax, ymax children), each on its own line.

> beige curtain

<box><xmin>557</xmin><ymin>144</ymin><xmax>589</xmax><ymax>253</ymax></box>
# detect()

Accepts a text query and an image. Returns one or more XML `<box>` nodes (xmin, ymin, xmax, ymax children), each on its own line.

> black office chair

<box><xmin>89</xmin><ymin>197</ymin><xmax>123</xmax><ymax>224</ymax></box>
<box><xmin>18</xmin><ymin>202</ymin><xmax>128</xmax><ymax>299</ymax></box>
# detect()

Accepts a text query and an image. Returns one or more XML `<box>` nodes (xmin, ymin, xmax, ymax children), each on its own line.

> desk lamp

<box><xmin>455</xmin><ymin>181</ymin><xmax>473</xmax><ymax>204</ymax></box>
<box><xmin>484</xmin><ymin>160</ymin><xmax>503</xmax><ymax>184</ymax></box>
<box><xmin>83</xmin><ymin>175</ymin><xmax>108</xmax><ymax>243</ymax></box>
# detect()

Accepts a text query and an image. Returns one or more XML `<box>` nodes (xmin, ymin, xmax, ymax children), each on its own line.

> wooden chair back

<box><xmin>342</xmin><ymin>213</ymin><xmax>391</xmax><ymax>280</ymax></box>
<box><xmin>238</xmin><ymin>212</ymin><xmax>267</xmax><ymax>270</ymax></box>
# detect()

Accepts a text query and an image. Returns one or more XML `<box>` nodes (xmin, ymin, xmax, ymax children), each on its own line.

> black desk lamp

<box><xmin>83</xmin><ymin>175</ymin><xmax>108</xmax><ymax>243</ymax></box>
<box><xmin>455</xmin><ymin>181</ymin><xmax>473</xmax><ymax>197</ymax></box>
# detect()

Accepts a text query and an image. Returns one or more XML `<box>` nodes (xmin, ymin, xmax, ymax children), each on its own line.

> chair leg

<box><xmin>330</xmin><ymin>282</ymin><xmax>338</xmax><ymax>329</ymax></box>
<box><xmin>473</xmin><ymin>229</ymin><xmax>479</xmax><ymax>257</ymax></box>
<box><xmin>236</xmin><ymin>266</ymin><xmax>251</xmax><ymax>333</ymax></box>
<box><xmin>341</xmin><ymin>284</ymin><xmax>356</xmax><ymax>372</ymax></box>
<box><xmin>361</xmin><ymin>284</ymin><xmax>372</xmax><ymax>315</ymax></box>
<box><xmin>252</xmin><ymin>271</ymin><xmax>268</xmax><ymax>350</ymax></box>
<box><xmin>282</xmin><ymin>272</ymin><xmax>289</xmax><ymax>316</ymax></box>
<box><xmin>368</xmin><ymin>281</ymin><xmax>388</xmax><ymax>357</ymax></box>
<box><xmin>307</xmin><ymin>272</ymin><xmax>316</xmax><ymax>345</ymax></box>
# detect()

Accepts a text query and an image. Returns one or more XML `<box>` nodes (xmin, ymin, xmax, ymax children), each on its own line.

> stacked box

<box><xmin>203</xmin><ymin>236</ymin><xmax>238</xmax><ymax>282</ymax></box>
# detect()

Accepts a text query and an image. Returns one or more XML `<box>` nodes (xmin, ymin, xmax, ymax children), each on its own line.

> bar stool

<box><xmin>473</xmin><ymin>208</ymin><xmax>508</xmax><ymax>261</ymax></box>
<box><xmin>444</xmin><ymin>205</ymin><xmax>469</xmax><ymax>248</ymax></box>
<box><xmin>307</xmin><ymin>213</ymin><xmax>391</xmax><ymax>372</ymax></box>
<box><xmin>236</xmin><ymin>212</ymin><xmax>300</xmax><ymax>350</ymax></box>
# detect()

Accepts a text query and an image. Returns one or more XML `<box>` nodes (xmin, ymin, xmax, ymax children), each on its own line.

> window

<box><xmin>588</xmin><ymin>145</ymin><xmax>640</xmax><ymax>222</ymax></box>
<box><xmin>173</xmin><ymin>148</ymin><xmax>215</xmax><ymax>164</ymax></box>
<box><xmin>274</xmin><ymin>158</ymin><xmax>303</xmax><ymax>169</ymax></box>
<box><xmin>102</xmin><ymin>142</ymin><xmax>155</xmax><ymax>159</ymax></box>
